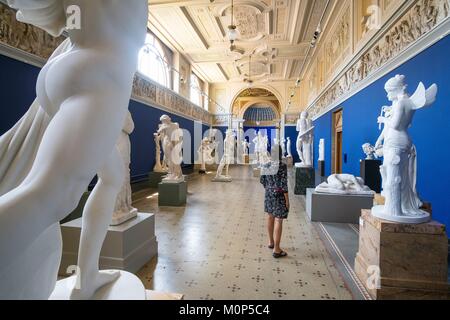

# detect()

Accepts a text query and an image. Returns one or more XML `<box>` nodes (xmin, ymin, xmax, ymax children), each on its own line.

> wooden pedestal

<box><xmin>355</xmin><ymin>210</ymin><xmax>449</xmax><ymax>300</ymax></box>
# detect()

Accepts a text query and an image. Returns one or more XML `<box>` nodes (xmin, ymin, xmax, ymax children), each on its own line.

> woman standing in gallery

<box><xmin>260</xmin><ymin>146</ymin><xmax>290</xmax><ymax>258</ymax></box>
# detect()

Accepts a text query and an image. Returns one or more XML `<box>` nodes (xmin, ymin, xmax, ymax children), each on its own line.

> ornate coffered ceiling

<box><xmin>148</xmin><ymin>0</ymin><xmax>331</xmax><ymax>83</ymax></box>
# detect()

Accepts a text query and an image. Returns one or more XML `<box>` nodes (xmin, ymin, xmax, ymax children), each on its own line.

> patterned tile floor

<box><xmin>134</xmin><ymin>166</ymin><xmax>353</xmax><ymax>300</ymax></box>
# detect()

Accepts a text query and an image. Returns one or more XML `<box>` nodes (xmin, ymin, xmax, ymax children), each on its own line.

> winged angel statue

<box><xmin>372</xmin><ymin>75</ymin><xmax>438</xmax><ymax>224</ymax></box>
<box><xmin>0</xmin><ymin>0</ymin><xmax>148</xmax><ymax>299</ymax></box>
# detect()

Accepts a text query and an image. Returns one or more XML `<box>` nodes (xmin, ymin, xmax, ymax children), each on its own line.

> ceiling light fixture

<box><xmin>228</xmin><ymin>0</ymin><xmax>238</xmax><ymax>47</ymax></box>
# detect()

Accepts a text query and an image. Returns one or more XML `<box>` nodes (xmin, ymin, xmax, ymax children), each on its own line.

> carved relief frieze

<box><xmin>309</xmin><ymin>0</ymin><xmax>449</xmax><ymax>118</ymax></box>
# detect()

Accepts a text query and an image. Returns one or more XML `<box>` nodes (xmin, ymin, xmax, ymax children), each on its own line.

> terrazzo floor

<box><xmin>134</xmin><ymin>166</ymin><xmax>353</xmax><ymax>300</ymax></box>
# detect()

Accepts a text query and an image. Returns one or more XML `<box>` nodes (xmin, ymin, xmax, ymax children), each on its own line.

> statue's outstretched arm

<box><xmin>7</xmin><ymin>0</ymin><xmax>66</xmax><ymax>37</ymax></box>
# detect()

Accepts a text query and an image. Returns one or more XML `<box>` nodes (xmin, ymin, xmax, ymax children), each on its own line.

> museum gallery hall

<box><xmin>0</xmin><ymin>0</ymin><xmax>449</xmax><ymax>302</ymax></box>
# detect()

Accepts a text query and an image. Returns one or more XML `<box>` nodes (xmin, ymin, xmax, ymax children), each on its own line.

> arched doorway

<box><xmin>231</xmin><ymin>87</ymin><xmax>282</xmax><ymax>154</ymax></box>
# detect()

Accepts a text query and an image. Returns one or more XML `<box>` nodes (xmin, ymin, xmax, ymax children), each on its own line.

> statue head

<box><xmin>300</xmin><ymin>111</ymin><xmax>309</xmax><ymax>119</ymax></box>
<box><xmin>160</xmin><ymin>114</ymin><xmax>171</xmax><ymax>124</ymax></box>
<box><xmin>385</xmin><ymin>75</ymin><xmax>407</xmax><ymax>102</ymax></box>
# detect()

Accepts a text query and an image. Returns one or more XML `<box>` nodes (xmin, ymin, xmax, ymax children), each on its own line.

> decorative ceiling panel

<box><xmin>149</xmin><ymin>0</ymin><xmax>329</xmax><ymax>83</ymax></box>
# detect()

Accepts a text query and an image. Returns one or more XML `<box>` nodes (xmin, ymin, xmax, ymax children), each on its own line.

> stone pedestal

<box><xmin>158</xmin><ymin>181</ymin><xmax>187</xmax><ymax>206</ymax></box>
<box><xmin>360</xmin><ymin>159</ymin><xmax>382</xmax><ymax>193</ymax></box>
<box><xmin>294</xmin><ymin>167</ymin><xmax>315</xmax><ymax>195</ymax></box>
<box><xmin>318</xmin><ymin>160</ymin><xmax>325</xmax><ymax>177</ymax></box>
<box><xmin>355</xmin><ymin>210</ymin><xmax>449</xmax><ymax>300</ymax></box>
<box><xmin>253</xmin><ymin>168</ymin><xmax>261</xmax><ymax>178</ymax></box>
<box><xmin>244</xmin><ymin>155</ymin><xmax>250</xmax><ymax>164</ymax></box>
<box><xmin>306</xmin><ymin>189</ymin><xmax>374</xmax><ymax>224</ymax></box>
<box><xmin>148</xmin><ymin>171</ymin><xmax>167</xmax><ymax>188</ymax></box>
<box><xmin>59</xmin><ymin>213</ymin><xmax>157</xmax><ymax>276</ymax></box>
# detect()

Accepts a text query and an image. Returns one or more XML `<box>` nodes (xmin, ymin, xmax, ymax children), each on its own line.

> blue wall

<box><xmin>0</xmin><ymin>54</ymin><xmax>210</xmax><ymax>183</ymax></box>
<box><xmin>313</xmin><ymin>35</ymin><xmax>450</xmax><ymax>231</ymax></box>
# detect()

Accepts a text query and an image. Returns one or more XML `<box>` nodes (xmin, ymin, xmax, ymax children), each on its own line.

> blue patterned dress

<box><xmin>260</xmin><ymin>162</ymin><xmax>289</xmax><ymax>219</ymax></box>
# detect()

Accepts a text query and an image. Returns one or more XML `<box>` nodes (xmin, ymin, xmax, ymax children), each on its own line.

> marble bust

<box><xmin>252</xmin><ymin>131</ymin><xmax>270</xmax><ymax>166</ymax></box>
<box><xmin>372</xmin><ymin>75</ymin><xmax>437</xmax><ymax>224</ymax></box>
<box><xmin>0</xmin><ymin>0</ymin><xmax>149</xmax><ymax>299</ymax></box>
<box><xmin>158</xmin><ymin>115</ymin><xmax>184</xmax><ymax>183</ymax></box>
<box><xmin>295</xmin><ymin>111</ymin><xmax>314</xmax><ymax>168</ymax></box>
<box><xmin>316</xmin><ymin>174</ymin><xmax>374</xmax><ymax>195</ymax></box>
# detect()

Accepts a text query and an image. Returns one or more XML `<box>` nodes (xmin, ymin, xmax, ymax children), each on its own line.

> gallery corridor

<box><xmin>134</xmin><ymin>166</ymin><xmax>353</xmax><ymax>300</ymax></box>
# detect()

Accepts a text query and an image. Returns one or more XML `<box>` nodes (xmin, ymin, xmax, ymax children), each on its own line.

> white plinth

<box><xmin>60</xmin><ymin>213</ymin><xmax>157</xmax><ymax>275</ymax></box>
<box><xmin>50</xmin><ymin>271</ymin><xmax>146</xmax><ymax>300</ymax></box>
<box><xmin>212</xmin><ymin>176</ymin><xmax>232</xmax><ymax>183</ymax></box>
<box><xmin>371</xmin><ymin>205</ymin><xmax>431</xmax><ymax>224</ymax></box>
<box><xmin>110</xmin><ymin>208</ymin><xmax>138</xmax><ymax>226</ymax></box>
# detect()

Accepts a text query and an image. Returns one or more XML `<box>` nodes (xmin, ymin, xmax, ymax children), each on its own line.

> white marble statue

<box><xmin>214</xmin><ymin>130</ymin><xmax>235</xmax><ymax>182</ymax></box>
<box><xmin>153</xmin><ymin>125</ymin><xmax>167</xmax><ymax>173</ymax></box>
<box><xmin>296</xmin><ymin>111</ymin><xmax>315</xmax><ymax>168</ymax></box>
<box><xmin>281</xmin><ymin>138</ymin><xmax>286</xmax><ymax>158</ymax></box>
<box><xmin>316</xmin><ymin>174</ymin><xmax>374</xmax><ymax>195</ymax></box>
<box><xmin>158</xmin><ymin>115</ymin><xmax>184</xmax><ymax>183</ymax></box>
<box><xmin>318</xmin><ymin>139</ymin><xmax>325</xmax><ymax>162</ymax></box>
<box><xmin>111</xmin><ymin>112</ymin><xmax>138</xmax><ymax>226</ymax></box>
<box><xmin>0</xmin><ymin>0</ymin><xmax>148</xmax><ymax>300</ymax></box>
<box><xmin>198</xmin><ymin>137</ymin><xmax>216</xmax><ymax>172</ymax></box>
<box><xmin>286</xmin><ymin>137</ymin><xmax>293</xmax><ymax>158</ymax></box>
<box><xmin>372</xmin><ymin>75</ymin><xmax>437</xmax><ymax>224</ymax></box>
<box><xmin>242</xmin><ymin>140</ymin><xmax>250</xmax><ymax>156</ymax></box>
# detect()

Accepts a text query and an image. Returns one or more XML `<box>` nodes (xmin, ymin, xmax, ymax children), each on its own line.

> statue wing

<box><xmin>410</xmin><ymin>82</ymin><xmax>438</xmax><ymax>110</ymax></box>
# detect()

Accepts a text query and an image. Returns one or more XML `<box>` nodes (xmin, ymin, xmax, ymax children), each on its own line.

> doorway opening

<box><xmin>332</xmin><ymin>109</ymin><xmax>343</xmax><ymax>174</ymax></box>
